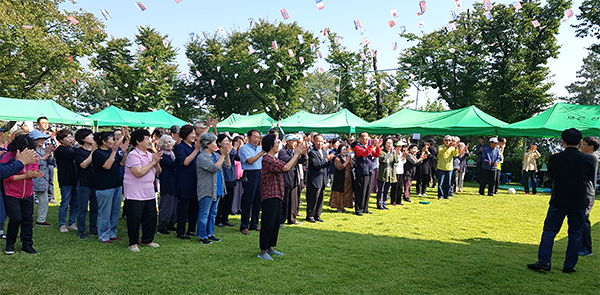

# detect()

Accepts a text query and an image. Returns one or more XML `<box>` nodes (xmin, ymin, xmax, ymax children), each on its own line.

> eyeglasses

<box><xmin>444</xmin><ymin>139</ymin><xmax>452</xmax><ymax>141</ymax></box>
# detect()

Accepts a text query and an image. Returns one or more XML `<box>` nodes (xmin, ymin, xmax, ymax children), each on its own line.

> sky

<box><xmin>61</xmin><ymin>0</ymin><xmax>593</xmax><ymax>110</ymax></box>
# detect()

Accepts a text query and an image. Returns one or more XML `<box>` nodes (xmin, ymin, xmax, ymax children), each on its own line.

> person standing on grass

<box><xmin>238</xmin><ymin>129</ymin><xmax>265</xmax><ymax>234</ymax></box>
<box><xmin>278</xmin><ymin>134</ymin><xmax>306</xmax><ymax>224</ymax></box>
<box><xmin>353</xmin><ymin>132</ymin><xmax>381</xmax><ymax>216</ymax></box>
<box><xmin>404</xmin><ymin>144</ymin><xmax>427</xmax><ymax>202</ymax></box>
<box><xmin>36</xmin><ymin>117</ymin><xmax>58</xmax><ymax>205</ymax></box>
<box><xmin>494</xmin><ymin>138</ymin><xmax>506</xmax><ymax>194</ymax></box>
<box><xmin>92</xmin><ymin>131</ymin><xmax>128</xmax><ymax>244</ymax></box>
<box><xmin>473</xmin><ymin>136</ymin><xmax>486</xmax><ymax>183</ymax></box>
<box><xmin>436</xmin><ymin>135</ymin><xmax>458</xmax><ymax>200</ymax></box>
<box><xmin>2</xmin><ymin>135</ymin><xmax>44</xmax><ymax>255</ymax></box>
<box><xmin>54</xmin><ymin>129</ymin><xmax>79</xmax><ymax>233</ymax></box>
<box><xmin>329</xmin><ymin>142</ymin><xmax>354</xmax><ymax>213</ymax></box>
<box><xmin>427</xmin><ymin>138</ymin><xmax>438</xmax><ymax>189</ymax></box>
<box><xmin>390</xmin><ymin>140</ymin><xmax>408</xmax><ymax>206</ymax></box>
<box><xmin>30</xmin><ymin>130</ymin><xmax>53</xmax><ymax>227</ymax></box>
<box><xmin>456</xmin><ymin>142</ymin><xmax>470</xmax><ymax>193</ymax></box>
<box><xmin>579</xmin><ymin>136</ymin><xmax>599</xmax><ymax>257</ymax></box>
<box><xmin>415</xmin><ymin>142</ymin><xmax>431</xmax><ymax>197</ymax></box>
<box><xmin>376</xmin><ymin>137</ymin><xmax>398</xmax><ymax>210</ymax></box>
<box><xmin>257</xmin><ymin>134</ymin><xmax>305</xmax><ymax>260</ymax></box>
<box><xmin>522</xmin><ymin>144</ymin><xmax>541</xmax><ymax>195</ymax></box>
<box><xmin>305</xmin><ymin>134</ymin><xmax>335</xmax><ymax>223</ymax></box>
<box><xmin>215</xmin><ymin>134</ymin><xmax>238</xmax><ymax>228</ymax></box>
<box><xmin>450</xmin><ymin>136</ymin><xmax>461</xmax><ymax>196</ymax></box>
<box><xmin>527</xmin><ymin>128</ymin><xmax>596</xmax><ymax>273</ymax></box>
<box><xmin>74</xmin><ymin>129</ymin><xmax>98</xmax><ymax>239</ymax></box>
<box><xmin>478</xmin><ymin>138</ymin><xmax>500</xmax><ymax>197</ymax></box>
<box><xmin>156</xmin><ymin>135</ymin><xmax>178</xmax><ymax>235</ymax></box>
<box><xmin>123</xmin><ymin>129</ymin><xmax>162</xmax><ymax>252</ymax></box>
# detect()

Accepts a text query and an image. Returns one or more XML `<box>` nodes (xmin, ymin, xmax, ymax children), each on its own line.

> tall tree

<box><xmin>0</xmin><ymin>0</ymin><xmax>106</xmax><ymax>100</ymax></box>
<box><xmin>295</xmin><ymin>71</ymin><xmax>338</xmax><ymax>114</ymax></box>
<box><xmin>565</xmin><ymin>51</ymin><xmax>600</xmax><ymax>105</ymax></box>
<box><xmin>399</xmin><ymin>0</ymin><xmax>570</xmax><ymax>123</ymax></box>
<box><xmin>573</xmin><ymin>0</ymin><xmax>600</xmax><ymax>54</ymax></box>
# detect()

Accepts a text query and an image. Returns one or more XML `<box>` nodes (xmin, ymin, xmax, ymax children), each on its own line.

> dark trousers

<box><xmin>4</xmin><ymin>195</ymin><xmax>34</xmax><ymax>247</ymax></box>
<box><xmin>523</xmin><ymin>170</ymin><xmax>537</xmax><ymax>194</ymax></box>
<box><xmin>390</xmin><ymin>174</ymin><xmax>404</xmax><ymax>204</ymax></box>
<box><xmin>76</xmin><ymin>184</ymin><xmax>98</xmax><ymax>235</ymax></box>
<box><xmin>260</xmin><ymin>198</ymin><xmax>282</xmax><ymax>250</ymax></box>
<box><xmin>305</xmin><ymin>182</ymin><xmax>325</xmax><ymax>219</ymax></box>
<box><xmin>476</xmin><ymin>160</ymin><xmax>483</xmax><ymax>183</ymax></box>
<box><xmin>177</xmin><ymin>198</ymin><xmax>198</xmax><ymax>235</ymax></box>
<box><xmin>478</xmin><ymin>169</ymin><xmax>496</xmax><ymax>196</ymax></box>
<box><xmin>437</xmin><ymin>170</ymin><xmax>453</xmax><ymax>198</ymax></box>
<box><xmin>241</xmin><ymin>170</ymin><xmax>261</xmax><ymax>230</ymax></box>
<box><xmin>282</xmin><ymin>185</ymin><xmax>299</xmax><ymax>224</ymax></box>
<box><xmin>582</xmin><ymin>212</ymin><xmax>592</xmax><ymax>251</ymax></box>
<box><xmin>403</xmin><ymin>176</ymin><xmax>413</xmax><ymax>199</ymax></box>
<box><xmin>125</xmin><ymin>199</ymin><xmax>157</xmax><ymax>246</ymax></box>
<box><xmin>375</xmin><ymin>180</ymin><xmax>391</xmax><ymax>208</ymax></box>
<box><xmin>494</xmin><ymin>170</ymin><xmax>501</xmax><ymax>194</ymax></box>
<box><xmin>537</xmin><ymin>206</ymin><xmax>585</xmax><ymax>268</ymax></box>
<box><xmin>354</xmin><ymin>173</ymin><xmax>372</xmax><ymax>214</ymax></box>
<box><xmin>415</xmin><ymin>173</ymin><xmax>429</xmax><ymax>195</ymax></box>
<box><xmin>431</xmin><ymin>168</ymin><xmax>437</xmax><ymax>187</ymax></box>
<box><xmin>216</xmin><ymin>186</ymin><xmax>234</xmax><ymax>225</ymax></box>
<box><xmin>157</xmin><ymin>193</ymin><xmax>178</xmax><ymax>230</ymax></box>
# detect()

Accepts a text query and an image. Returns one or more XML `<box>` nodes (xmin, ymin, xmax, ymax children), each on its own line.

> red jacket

<box><xmin>1</xmin><ymin>151</ymin><xmax>38</xmax><ymax>199</ymax></box>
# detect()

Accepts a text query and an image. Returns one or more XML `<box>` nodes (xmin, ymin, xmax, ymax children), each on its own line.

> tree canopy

<box><xmin>565</xmin><ymin>51</ymin><xmax>600</xmax><ymax>105</ymax></box>
<box><xmin>573</xmin><ymin>0</ymin><xmax>600</xmax><ymax>54</ymax></box>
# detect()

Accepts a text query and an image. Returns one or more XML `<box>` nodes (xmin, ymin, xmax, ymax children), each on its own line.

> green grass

<box><xmin>0</xmin><ymin>180</ymin><xmax>598</xmax><ymax>294</ymax></box>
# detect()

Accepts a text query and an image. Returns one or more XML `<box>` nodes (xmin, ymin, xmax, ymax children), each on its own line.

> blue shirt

<box><xmin>239</xmin><ymin>143</ymin><xmax>263</xmax><ymax>170</ymax></box>
<box><xmin>212</xmin><ymin>154</ymin><xmax>223</xmax><ymax>196</ymax></box>
<box><xmin>482</xmin><ymin>146</ymin><xmax>500</xmax><ymax>171</ymax></box>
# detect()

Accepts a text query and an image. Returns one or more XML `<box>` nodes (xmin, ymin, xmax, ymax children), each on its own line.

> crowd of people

<box><xmin>0</xmin><ymin>118</ymin><xmax>597</xmax><ymax>264</ymax></box>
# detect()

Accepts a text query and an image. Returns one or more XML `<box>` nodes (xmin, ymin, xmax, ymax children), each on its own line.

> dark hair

<box><xmin>216</xmin><ymin>133</ymin><xmax>231</xmax><ymax>147</ymax></box>
<box><xmin>113</xmin><ymin>128</ymin><xmax>122</xmax><ymax>133</ymax></box>
<box><xmin>94</xmin><ymin>131</ymin><xmax>114</xmax><ymax>147</ymax></box>
<box><xmin>382</xmin><ymin>137</ymin><xmax>394</xmax><ymax>147</ymax></box>
<box><xmin>8</xmin><ymin>134</ymin><xmax>34</xmax><ymax>152</ymax></box>
<box><xmin>426</xmin><ymin>138</ymin><xmax>436</xmax><ymax>145</ymax></box>
<box><xmin>400</xmin><ymin>145</ymin><xmax>408</xmax><ymax>153</ymax></box>
<box><xmin>75</xmin><ymin>129</ymin><xmax>93</xmax><ymax>145</ymax></box>
<box><xmin>499</xmin><ymin>137</ymin><xmax>506</xmax><ymax>143</ymax></box>
<box><xmin>313</xmin><ymin>133</ymin><xmax>323</xmax><ymax>141</ymax></box>
<box><xmin>408</xmin><ymin>144</ymin><xmax>418</xmax><ymax>151</ymax></box>
<box><xmin>179</xmin><ymin>125</ymin><xmax>194</xmax><ymax>140</ymax></box>
<box><xmin>561</xmin><ymin>128</ymin><xmax>582</xmax><ymax>146</ymax></box>
<box><xmin>130</xmin><ymin>129</ymin><xmax>150</xmax><ymax>147</ymax></box>
<box><xmin>268</xmin><ymin>128</ymin><xmax>278</xmax><ymax>135</ymax></box>
<box><xmin>56</xmin><ymin>129</ymin><xmax>72</xmax><ymax>143</ymax></box>
<box><xmin>583</xmin><ymin>136</ymin><xmax>600</xmax><ymax>152</ymax></box>
<box><xmin>247</xmin><ymin>129</ymin><xmax>260</xmax><ymax>137</ymax></box>
<box><xmin>358</xmin><ymin>131</ymin><xmax>368</xmax><ymax>138</ymax></box>
<box><xmin>337</xmin><ymin>142</ymin><xmax>348</xmax><ymax>154</ymax></box>
<box><xmin>262</xmin><ymin>134</ymin><xmax>277</xmax><ymax>153</ymax></box>
<box><xmin>36</xmin><ymin>116</ymin><xmax>48</xmax><ymax>124</ymax></box>
<box><xmin>152</xmin><ymin>128</ymin><xmax>166</xmax><ymax>139</ymax></box>
<box><xmin>233</xmin><ymin>135</ymin><xmax>244</xmax><ymax>144</ymax></box>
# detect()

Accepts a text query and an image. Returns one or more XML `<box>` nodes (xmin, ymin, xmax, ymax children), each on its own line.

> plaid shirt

<box><xmin>261</xmin><ymin>154</ymin><xmax>286</xmax><ymax>202</ymax></box>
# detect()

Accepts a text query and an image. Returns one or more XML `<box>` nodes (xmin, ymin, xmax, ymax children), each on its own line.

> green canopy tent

<box><xmin>497</xmin><ymin>103</ymin><xmax>600</xmax><ymax>138</ymax></box>
<box><xmin>357</xmin><ymin>106</ymin><xmax>508</xmax><ymax>136</ymax></box>
<box><xmin>88</xmin><ymin>106</ymin><xmax>187</xmax><ymax>128</ymax></box>
<box><xmin>0</xmin><ymin>97</ymin><xmax>92</xmax><ymax>125</ymax></box>
<box><xmin>279</xmin><ymin>109</ymin><xmax>367</xmax><ymax>133</ymax></box>
<box><xmin>215</xmin><ymin>112</ymin><xmax>275</xmax><ymax>133</ymax></box>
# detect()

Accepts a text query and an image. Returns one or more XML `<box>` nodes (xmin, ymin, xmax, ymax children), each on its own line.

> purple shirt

<box><xmin>124</xmin><ymin>147</ymin><xmax>156</xmax><ymax>201</ymax></box>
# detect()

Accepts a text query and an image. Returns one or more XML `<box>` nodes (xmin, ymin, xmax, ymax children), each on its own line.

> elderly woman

<box><xmin>123</xmin><ymin>129</ymin><xmax>162</xmax><ymax>252</ymax></box>
<box><xmin>215</xmin><ymin>134</ymin><xmax>239</xmax><ymax>228</ymax></box>
<box><xmin>456</xmin><ymin>142</ymin><xmax>470</xmax><ymax>193</ymax></box>
<box><xmin>376</xmin><ymin>137</ymin><xmax>398</xmax><ymax>210</ymax></box>
<box><xmin>258</xmin><ymin>134</ymin><xmax>306</xmax><ymax>260</ymax></box>
<box><xmin>329</xmin><ymin>142</ymin><xmax>354</xmax><ymax>213</ymax></box>
<box><xmin>196</xmin><ymin>133</ymin><xmax>231</xmax><ymax>245</ymax></box>
<box><xmin>174</xmin><ymin>125</ymin><xmax>200</xmax><ymax>240</ymax></box>
<box><xmin>156</xmin><ymin>134</ymin><xmax>178</xmax><ymax>235</ymax></box>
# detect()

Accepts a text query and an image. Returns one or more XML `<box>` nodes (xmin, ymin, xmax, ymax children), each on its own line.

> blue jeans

<box><xmin>77</xmin><ymin>185</ymin><xmax>98</xmax><ymax>235</ymax></box>
<box><xmin>58</xmin><ymin>186</ymin><xmax>78</xmax><ymax>227</ymax></box>
<box><xmin>437</xmin><ymin>170</ymin><xmax>453</xmax><ymax>198</ymax></box>
<box><xmin>197</xmin><ymin>196</ymin><xmax>219</xmax><ymax>239</ymax></box>
<box><xmin>538</xmin><ymin>206</ymin><xmax>585</xmax><ymax>268</ymax></box>
<box><xmin>96</xmin><ymin>187</ymin><xmax>122</xmax><ymax>242</ymax></box>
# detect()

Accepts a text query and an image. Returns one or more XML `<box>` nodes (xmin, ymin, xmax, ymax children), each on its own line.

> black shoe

<box><xmin>356</xmin><ymin>212</ymin><xmax>363</xmax><ymax>216</ymax></box>
<box><xmin>307</xmin><ymin>217</ymin><xmax>316</xmax><ymax>223</ymax></box>
<box><xmin>89</xmin><ymin>231</ymin><xmax>98</xmax><ymax>235</ymax></box>
<box><xmin>383</xmin><ymin>205</ymin><xmax>389</xmax><ymax>210</ymax></box>
<box><xmin>376</xmin><ymin>207</ymin><xmax>385</xmax><ymax>210</ymax></box>
<box><xmin>527</xmin><ymin>261</ymin><xmax>551</xmax><ymax>271</ymax></box>
<box><xmin>167</xmin><ymin>227</ymin><xmax>177</xmax><ymax>231</ymax></box>
<box><xmin>224</xmin><ymin>222</ymin><xmax>235</xmax><ymax>227</ymax></box>
<box><xmin>316</xmin><ymin>218</ymin><xmax>324</xmax><ymax>222</ymax></box>
<box><xmin>79</xmin><ymin>234</ymin><xmax>89</xmax><ymax>240</ymax></box>
<box><xmin>21</xmin><ymin>245</ymin><xmax>39</xmax><ymax>255</ymax></box>
<box><xmin>562</xmin><ymin>267</ymin><xmax>576</xmax><ymax>273</ymax></box>
<box><xmin>177</xmin><ymin>234</ymin><xmax>191</xmax><ymax>240</ymax></box>
<box><xmin>157</xmin><ymin>228</ymin><xmax>170</xmax><ymax>235</ymax></box>
<box><xmin>200</xmin><ymin>238</ymin><xmax>212</xmax><ymax>245</ymax></box>
<box><xmin>5</xmin><ymin>244</ymin><xmax>15</xmax><ymax>255</ymax></box>
<box><xmin>216</xmin><ymin>223</ymin><xmax>225</xmax><ymax>228</ymax></box>
<box><xmin>404</xmin><ymin>198</ymin><xmax>412</xmax><ymax>203</ymax></box>
<box><xmin>367</xmin><ymin>211</ymin><xmax>373</xmax><ymax>214</ymax></box>
<box><xmin>208</xmin><ymin>235</ymin><xmax>221</xmax><ymax>242</ymax></box>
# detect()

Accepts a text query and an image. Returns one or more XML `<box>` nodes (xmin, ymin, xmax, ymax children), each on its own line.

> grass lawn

<box><xmin>0</xmin><ymin>180</ymin><xmax>598</xmax><ymax>294</ymax></box>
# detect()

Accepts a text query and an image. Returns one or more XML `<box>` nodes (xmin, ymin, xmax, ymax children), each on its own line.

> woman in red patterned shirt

<box><xmin>258</xmin><ymin>134</ymin><xmax>306</xmax><ymax>260</ymax></box>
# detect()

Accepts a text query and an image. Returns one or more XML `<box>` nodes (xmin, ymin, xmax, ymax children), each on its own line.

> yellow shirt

<box><xmin>437</xmin><ymin>145</ymin><xmax>458</xmax><ymax>171</ymax></box>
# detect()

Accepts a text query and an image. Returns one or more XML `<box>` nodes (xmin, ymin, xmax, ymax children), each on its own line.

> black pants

<box><xmin>354</xmin><ymin>173</ymin><xmax>372</xmax><ymax>214</ymax></box>
<box><xmin>431</xmin><ymin>168</ymin><xmax>438</xmax><ymax>187</ymax></box>
<box><xmin>523</xmin><ymin>170</ymin><xmax>537</xmax><ymax>194</ymax></box>
<box><xmin>282</xmin><ymin>185</ymin><xmax>299</xmax><ymax>224</ymax></box>
<box><xmin>241</xmin><ymin>170</ymin><xmax>261</xmax><ymax>230</ymax></box>
<box><xmin>157</xmin><ymin>193</ymin><xmax>177</xmax><ymax>230</ymax></box>
<box><xmin>216</xmin><ymin>186</ymin><xmax>234</xmax><ymax>225</ymax></box>
<box><xmin>478</xmin><ymin>169</ymin><xmax>496</xmax><ymax>196</ymax></box>
<box><xmin>582</xmin><ymin>212</ymin><xmax>592</xmax><ymax>251</ymax></box>
<box><xmin>260</xmin><ymin>198</ymin><xmax>282</xmax><ymax>250</ymax></box>
<box><xmin>177</xmin><ymin>198</ymin><xmax>199</xmax><ymax>236</ymax></box>
<box><xmin>476</xmin><ymin>161</ymin><xmax>483</xmax><ymax>183</ymax></box>
<box><xmin>305</xmin><ymin>182</ymin><xmax>325</xmax><ymax>219</ymax></box>
<box><xmin>415</xmin><ymin>173</ymin><xmax>429</xmax><ymax>195</ymax></box>
<box><xmin>390</xmin><ymin>174</ymin><xmax>404</xmax><ymax>204</ymax></box>
<box><xmin>3</xmin><ymin>195</ymin><xmax>34</xmax><ymax>248</ymax></box>
<box><xmin>125</xmin><ymin>199</ymin><xmax>157</xmax><ymax>246</ymax></box>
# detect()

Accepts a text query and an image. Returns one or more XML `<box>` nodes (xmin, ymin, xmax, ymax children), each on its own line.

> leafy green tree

<box><xmin>399</xmin><ymin>0</ymin><xmax>570</xmax><ymax>123</ymax></box>
<box><xmin>0</xmin><ymin>0</ymin><xmax>106</xmax><ymax>100</ymax></box>
<box><xmin>565</xmin><ymin>51</ymin><xmax>600</xmax><ymax>105</ymax></box>
<box><xmin>418</xmin><ymin>98</ymin><xmax>447</xmax><ymax>112</ymax></box>
<box><xmin>573</xmin><ymin>0</ymin><xmax>600</xmax><ymax>53</ymax></box>
<box><xmin>295</xmin><ymin>71</ymin><xmax>338</xmax><ymax>114</ymax></box>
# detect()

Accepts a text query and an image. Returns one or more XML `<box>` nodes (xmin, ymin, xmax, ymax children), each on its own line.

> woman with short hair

<box><xmin>74</xmin><ymin>128</ymin><xmax>98</xmax><ymax>239</ymax></box>
<box><xmin>196</xmin><ymin>133</ymin><xmax>231</xmax><ymax>245</ymax></box>
<box><xmin>156</xmin><ymin>134</ymin><xmax>178</xmax><ymax>235</ymax></box>
<box><xmin>174</xmin><ymin>125</ymin><xmax>200</xmax><ymax>240</ymax></box>
<box><xmin>329</xmin><ymin>143</ymin><xmax>354</xmax><ymax>213</ymax></box>
<box><xmin>215</xmin><ymin>134</ymin><xmax>238</xmax><ymax>228</ymax></box>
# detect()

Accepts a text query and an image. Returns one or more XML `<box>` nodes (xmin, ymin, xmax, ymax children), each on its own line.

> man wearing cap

<box><xmin>479</xmin><ymin>137</ymin><xmax>500</xmax><ymax>196</ymax></box>
<box><xmin>36</xmin><ymin>117</ymin><xmax>58</xmax><ymax>204</ymax></box>
<box><xmin>278</xmin><ymin>134</ymin><xmax>306</xmax><ymax>226</ymax></box>
<box><xmin>30</xmin><ymin>130</ymin><xmax>54</xmax><ymax>227</ymax></box>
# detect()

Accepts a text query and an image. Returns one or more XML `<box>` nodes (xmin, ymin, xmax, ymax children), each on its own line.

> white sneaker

<box><xmin>59</xmin><ymin>226</ymin><xmax>68</xmax><ymax>233</ymax></box>
<box><xmin>141</xmin><ymin>242</ymin><xmax>160</xmax><ymax>248</ymax></box>
<box><xmin>129</xmin><ymin>245</ymin><xmax>140</xmax><ymax>252</ymax></box>
<box><xmin>417</xmin><ymin>194</ymin><xmax>422</xmax><ymax>197</ymax></box>
<box><xmin>423</xmin><ymin>193</ymin><xmax>427</xmax><ymax>197</ymax></box>
<box><xmin>67</xmin><ymin>224</ymin><xmax>78</xmax><ymax>231</ymax></box>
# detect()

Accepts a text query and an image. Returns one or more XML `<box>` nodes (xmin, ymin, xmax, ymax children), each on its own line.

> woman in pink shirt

<box><xmin>123</xmin><ymin>129</ymin><xmax>162</xmax><ymax>252</ymax></box>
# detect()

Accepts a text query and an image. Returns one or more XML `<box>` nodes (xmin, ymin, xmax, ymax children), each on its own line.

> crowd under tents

<box><xmin>0</xmin><ymin>97</ymin><xmax>92</xmax><ymax>126</ymax></box>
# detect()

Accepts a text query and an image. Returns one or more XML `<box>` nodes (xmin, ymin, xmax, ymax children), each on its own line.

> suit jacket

<box><xmin>307</xmin><ymin>146</ymin><xmax>331</xmax><ymax>188</ymax></box>
<box><xmin>547</xmin><ymin>147</ymin><xmax>596</xmax><ymax>212</ymax></box>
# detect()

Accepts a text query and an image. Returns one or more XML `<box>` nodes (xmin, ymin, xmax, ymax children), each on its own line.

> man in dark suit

<box><xmin>527</xmin><ymin>128</ymin><xmax>597</xmax><ymax>273</ymax></box>
<box><xmin>353</xmin><ymin>132</ymin><xmax>382</xmax><ymax>216</ymax></box>
<box><xmin>305</xmin><ymin>134</ymin><xmax>335</xmax><ymax>223</ymax></box>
